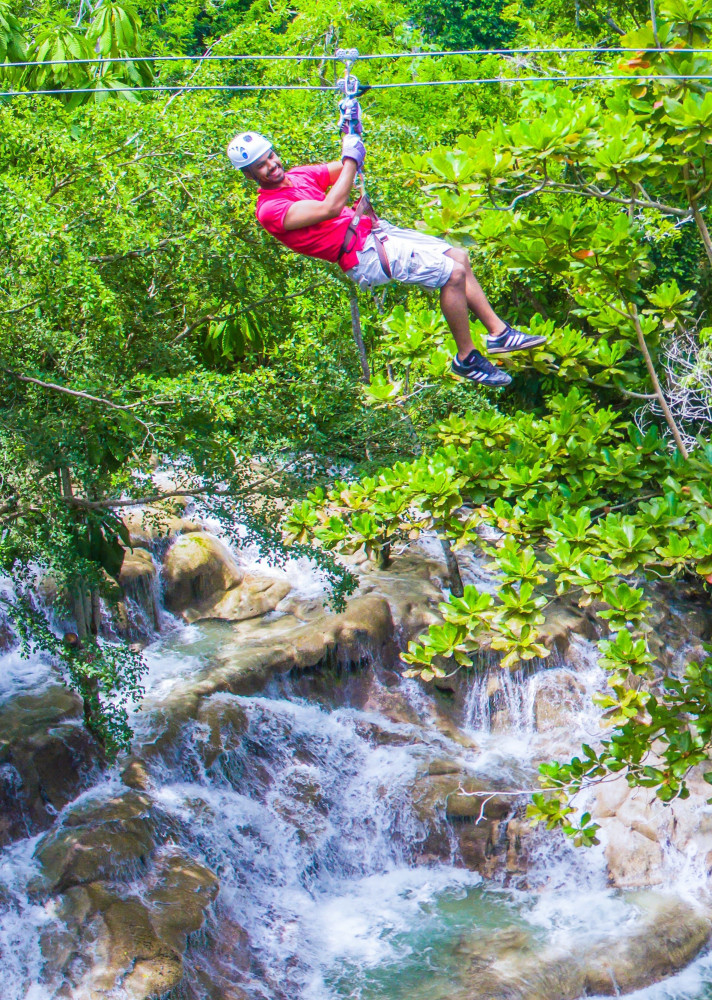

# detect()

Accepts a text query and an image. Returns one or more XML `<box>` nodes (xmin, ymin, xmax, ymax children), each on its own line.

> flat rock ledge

<box><xmin>455</xmin><ymin>894</ymin><xmax>712</xmax><ymax>999</ymax></box>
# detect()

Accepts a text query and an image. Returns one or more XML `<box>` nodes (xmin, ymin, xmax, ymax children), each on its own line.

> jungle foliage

<box><xmin>4</xmin><ymin>0</ymin><xmax>712</xmax><ymax>837</ymax></box>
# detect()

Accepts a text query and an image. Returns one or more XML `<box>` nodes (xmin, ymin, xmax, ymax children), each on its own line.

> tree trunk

<box><xmin>349</xmin><ymin>289</ymin><xmax>371</xmax><ymax>384</ymax></box>
<box><xmin>60</xmin><ymin>465</ymin><xmax>105</xmax><ymax>745</ymax></box>
<box><xmin>440</xmin><ymin>537</ymin><xmax>464</xmax><ymax>597</ymax></box>
<box><xmin>90</xmin><ymin>587</ymin><xmax>102</xmax><ymax>635</ymax></box>
<box><xmin>72</xmin><ymin>585</ymin><xmax>89</xmax><ymax>639</ymax></box>
<box><xmin>378</xmin><ymin>541</ymin><xmax>392</xmax><ymax>569</ymax></box>
<box><xmin>684</xmin><ymin>164</ymin><xmax>712</xmax><ymax>270</ymax></box>
<box><xmin>650</xmin><ymin>0</ymin><xmax>660</xmax><ymax>46</ymax></box>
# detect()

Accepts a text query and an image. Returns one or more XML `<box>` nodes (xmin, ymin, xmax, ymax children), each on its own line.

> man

<box><xmin>227</xmin><ymin>130</ymin><xmax>546</xmax><ymax>387</ymax></box>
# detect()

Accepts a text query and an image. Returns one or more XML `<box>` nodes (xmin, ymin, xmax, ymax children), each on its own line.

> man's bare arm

<box><xmin>326</xmin><ymin>160</ymin><xmax>344</xmax><ymax>185</ymax></box>
<box><xmin>283</xmin><ymin>160</ymin><xmax>357</xmax><ymax>231</ymax></box>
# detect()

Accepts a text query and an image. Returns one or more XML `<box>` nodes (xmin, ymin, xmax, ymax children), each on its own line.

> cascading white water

<box><xmin>147</xmin><ymin>690</ymin><xmax>460</xmax><ymax>1000</ymax></box>
<box><xmin>3</xmin><ymin>542</ymin><xmax>712</xmax><ymax>1000</ymax></box>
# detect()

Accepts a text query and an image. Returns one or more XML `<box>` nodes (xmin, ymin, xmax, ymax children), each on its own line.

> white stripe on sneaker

<box><xmin>487</xmin><ymin>328</ymin><xmax>548</xmax><ymax>354</ymax></box>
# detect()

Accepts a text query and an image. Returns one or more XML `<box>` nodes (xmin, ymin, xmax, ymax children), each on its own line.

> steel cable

<box><xmin>7</xmin><ymin>46</ymin><xmax>712</xmax><ymax>69</ymax></box>
<box><xmin>4</xmin><ymin>73</ymin><xmax>712</xmax><ymax>98</ymax></box>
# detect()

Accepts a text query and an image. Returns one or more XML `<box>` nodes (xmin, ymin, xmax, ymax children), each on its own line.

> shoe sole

<box><xmin>451</xmin><ymin>370</ymin><xmax>512</xmax><ymax>388</ymax></box>
<box><xmin>487</xmin><ymin>336</ymin><xmax>548</xmax><ymax>355</ymax></box>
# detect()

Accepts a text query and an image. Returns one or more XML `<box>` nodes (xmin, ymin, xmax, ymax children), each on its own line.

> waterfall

<box><xmin>2</xmin><ymin>537</ymin><xmax>712</xmax><ymax>1000</ymax></box>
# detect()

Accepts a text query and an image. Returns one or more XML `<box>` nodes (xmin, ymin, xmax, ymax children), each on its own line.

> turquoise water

<box><xmin>302</xmin><ymin>873</ymin><xmax>712</xmax><ymax>1000</ymax></box>
<box><xmin>321</xmin><ymin>880</ymin><xmax>533</xmax><ymax>1000</ymax></box>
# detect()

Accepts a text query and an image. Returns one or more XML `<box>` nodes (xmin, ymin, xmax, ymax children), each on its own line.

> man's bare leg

<box><xmin>439</xmin><ymin>260</ymin><xmax>477</xmax><ymax>361</ymax></box>
<box><xmin>439</xmin><ymin>248</ymin><xmax>545</xmax><ymax>384</ymax></box>
<box><xmin>444</xmin><ymin>248</ymin><xmax>506</xmax><ymax>343</ymax></box>
<box><xmin>440</xmin><ymin>254</ymin><xmax>512</xmax><ymax>386</ymax></box>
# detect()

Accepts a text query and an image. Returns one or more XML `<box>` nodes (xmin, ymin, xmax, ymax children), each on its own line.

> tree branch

<box><xmin>47</xmin><ymin>173</ymin><xmax>80</xmax><ymax>201</ymax></box>
<box><xmin>0</xmin><ymin>368</ymin><xmax>153</xmax><ymax>439</ymax></box>
<box><xmin>580</xmin><ymin>375</ymin><xmax>657</xmax><ymax>400</ymax></box>
<box><xmin>0</xmin><ymin>297</ymin><xmax>41</xmax><ymax>316</ymax></box>
<box><xmin>61</xmin><ymin>462</ymin><xmax>292</xmax><ymax>511</ymax></box>
<box><xmin>684</xmin><ymin>164</ymin><xmax>712</xmax><ymax>270</ymax></box>
<box><xmin>89</xmin><ymin>238</ymin><xmax>174</xmax><ymax>264</ymax></box>
<box><xmin>629</xmin><ymin>310</ymin><xmax>690</xmax><ymax>459</ymax></box>
<box><xmin>547</xmin><ymin>182</ymin><xmax>690</xmax><ymax>219</ymax></box>
<box><xmin>172</xmin><ymin>281</ymin><xmax>327</xmax><ymax>344</ymax></box>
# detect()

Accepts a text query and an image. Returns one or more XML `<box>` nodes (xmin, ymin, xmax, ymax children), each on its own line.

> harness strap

<box><xmin>338</xmin><ymin>195</ymin><xmax>391</xmax><ymax>277</ymax></box>
<box><xmin>371</xmin><ymin>229</ymin><xmax>392</xmax><ymax>278</ymax></box>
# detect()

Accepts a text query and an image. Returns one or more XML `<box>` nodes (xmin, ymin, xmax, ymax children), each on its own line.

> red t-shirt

<box><xmin>255</xmin><ymin>164</ymin><xmax>372</xmax><ymax>271</ymax></box>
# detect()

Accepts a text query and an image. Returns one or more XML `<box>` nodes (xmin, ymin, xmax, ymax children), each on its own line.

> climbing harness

<box><xmin>335</xmin><ymin>49</ymin><xmax>392</xmax><ymax>279</ymax></box>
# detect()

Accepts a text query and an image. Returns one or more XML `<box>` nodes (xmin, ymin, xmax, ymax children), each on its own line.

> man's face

<box><xmin>249</xmin><ymin>149</ymin><xmax>285</xmax><ymax>188</ymax></box>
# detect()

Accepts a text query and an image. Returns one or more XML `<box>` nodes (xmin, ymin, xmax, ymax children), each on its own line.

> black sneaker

<box><xmin>486</xmin><ymin>323</ymin><xmax>547</xmax><ymax>354</ymax></box>
<box><xmin>451</xmin><ymin>350</ymin><xmax>512</xmax><ymax>387</ymax></box>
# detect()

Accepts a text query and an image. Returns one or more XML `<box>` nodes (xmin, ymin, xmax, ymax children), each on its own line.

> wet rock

<box><xmin>121</xmin><ymin>759</ymin><xmax>153</xmax><ymax>791</ymax></box>
<box><xmin>533</xmin><ymin>671</ymin><xmax>585</xmax><ymax>731</ymax></box>
<box><xmin>194</xmin><ymin>696</ymin><xmax>250</xmax><ymax>769</ymax></box>
<box><xmin>271</xmin><ymin>765</ymin><xmax>330</xmax><ymax>846</ymax></box>
<box><xmin>33</xmin><ymin>789</ymin><xmax>165</xmax><ymax>893</ymax></box>
<box><xmin>363</xmin><ymin>682</ymin><xmax>422</xmax><ymax>725</ymax></box>
<box><xmin>142</xmin><ymin>850</ymin><xmax>220</xmax><ymax>953</ymax></box>
<box><xmin>0</xmin><ymin>687</ymin><xmax>103</xmax><ymax>846</ymax></box>
<box><xmin>162</xmin><ymin>533</ymin><xmax>243</xmax><ymax>614</ymax></box>
<box><xmin>117</xmin><ymin>548</ymin><xmax>160</xmax><ymax>635</ymax></box>
<box><xmin>353</xmin><ymin>717</ymin><xmax>417</xmax><ymax>747</ymax></box>
<box><xmin>538</xmin><ymin>602</ymin><xmax>598</xmax><ymax>655</ymax></box>
<box><xmin>603</xmin><ymin>819</ymin><xmax>665</xmax><ymax>887</ymax></box>
<box><xmin>185</xmin><ymin>573</ymin><xmax>291</xmax><ymax>624</ymax></box>
<box><xmin>120</xmin><ymin>547</ymin><xmax>156</xmax><ymax>588</ymax></box>
<box><xmin>163</xmin><ymin>595</ymin><xmax>396</xmax><ymax>704</ymax></box>
<box><xmin>0</xmin><ymin>619</ymin><xmax>14</xmax><ymax>651</ymax></box>
<box><xmin>0</xmin><ymin>684</ymin><xmax>82</xmax><ymax>745</ymax></box>
<box><xmin>354</xmin><ymin>551</ymin><xmax>447</xmax><ymax>641</ymax></box>
<box><xmin>427</xmin><ymin>758</ymin><xmax>463</xmax><ymax>776</ymax></box>
<box><xmin>123</xmin><ymin>499</ymin><xmax>201</xmax><ymax>549</ymax></box>
<box><xmin>161</xmin><ymin>531</ymin><xmax>292</xmax><ymax>624</ymax></box>
<box><xmin>593</xmin><ymin>776</ymin><xmax>674</xmax><ymax>887</ymax></box>
<box><xmin>592</xmin><ymin>766</ymin><xmax>712</xmax><ymax>889</ymax></box>
<box><xmin>46</xmin><ymin>848</ymin><xmax>218</xmax><ymax>1000</ymax></box>
<box><xmin>459</xmin><ymin>894</ymin><xmax>711</xmax><ymax>999</ymax></box>
<box><xmin>410</xmin><ymin>772</ymin><xmax>513</xmax><ymax>871</ymax></box>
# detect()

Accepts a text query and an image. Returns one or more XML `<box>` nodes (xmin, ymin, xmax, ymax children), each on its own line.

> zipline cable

<box><xmin>8</xmin><ymin>46</ymin><xmax>712</xmax><ymax>70</ymax></box>
<box><xmin>4</xmin><ymin>73</ymin><xmax>712</xmax><ymax>98</ymax></box>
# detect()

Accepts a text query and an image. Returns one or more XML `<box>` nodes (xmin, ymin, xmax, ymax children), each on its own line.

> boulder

<box><xmin>538</xmin><ymin>602</ymin><xmax>598</xmax><ymax>655</ymax></box>
<box><xmin>194</xmin><ymin>696</ymin><xmax>250</xmax><ymax>770</ymax></box>
<box><xmin>33</xmin><ymin>789</ymin><xmax>165</xmax><ymax>893</ymax></box>
<box><xmin>603</xmin><ymin>817</ymin><xmax>664</xmax><ymax>888</ymax></box>
<box><xmin>0</xmin><ymin>686</ymin><xmax>103</xmax><ymax>846</ymax></box>
<box><xmin>141</xmin><ymin>850</ymin><xmax>219</xmax><ymax>953</ymax></box>
<box><xmin>121</xmin><ymin>758</ymin><xmax>153</xmax><ymax>791</ymax></box>
<box><xmin>161</xmin><ymin>531</ymin><xmax>292</xmax><ymax>624</ymax></box>
<box><xmin>123</xmin><ymin>497</ymin><xmax>201</xmax><ymax>549</ymax></box>
<box><xmin>410</xmin><ymin>772</ymin><xmax>514</xmax><ymax>871</ymax></box>
<box><xmin>456</xmin><ymin>895</ymin><xmax>710</xmax><ymax>1000</ymax></box>
<box><xmin>119</xmin><ymin>547</ymin><xmax>156</xmax><ymax>587</ymax></box>
<box><xmin>354</xmin><ymin>552</ymin><xmax>447</xmax><ymax>641</ymax></box>
<box><xmin>184</xmin><ymin>573</ymin><xmax>291</xmax><ymax>624</ymax></box>
<box><xmin>162</xmin><ymin>533</ymin><xmax>242</xmax><ymax>614</ymax></box>
<box><xmin>45</xmin><ymin>848</ymin><xmax>219</xmax><ymax>1000</ymax></box>
<box><xmin>188</xmin><ymin>595</ymin><xmax>395</xmax><ymax>701</ymax></box>
<box><xmin>592</xmin><ymin>766</ymin><xmax>712</xmax><ymax>888</ymax></box>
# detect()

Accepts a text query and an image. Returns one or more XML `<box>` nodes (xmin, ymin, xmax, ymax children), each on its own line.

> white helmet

<box><xmin>227</xmin><ymin>131</ymin><xmax>273</xmax><ymax>169</ymax></box>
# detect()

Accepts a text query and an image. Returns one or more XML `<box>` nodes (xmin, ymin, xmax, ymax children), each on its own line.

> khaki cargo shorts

<box><xmin>346</xmin><ymin>220</ymin><xmax>454</xmax><ymax>290</ymax></box>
